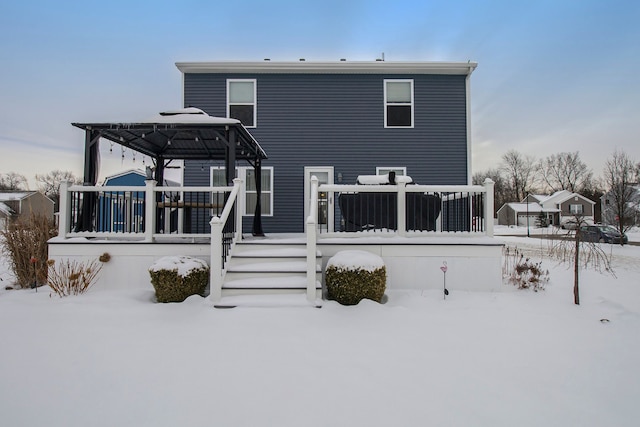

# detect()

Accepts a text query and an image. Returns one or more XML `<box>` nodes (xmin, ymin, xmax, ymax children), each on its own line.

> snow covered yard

<box><xmin>1</xmin><ymin>237</ymin><xmax>639</xmax><ymax>426</ymax></box>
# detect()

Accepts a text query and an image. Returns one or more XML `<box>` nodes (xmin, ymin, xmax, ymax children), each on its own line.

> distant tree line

<box><xmin>0</xmin><ymin>170</ymin><xmax>82</xmax><ymax>211</ymax></box>
<box><xmin>473</xmin><ymin>149</ymin><xmax>640</xmax><ymax>227</ymax></box>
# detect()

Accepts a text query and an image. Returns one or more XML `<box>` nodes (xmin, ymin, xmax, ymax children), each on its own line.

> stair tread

<box><xmin>234</xmin><ymin>248</ymin><xmax>321</xmax><ymax>258</ymax></box>
<box><xmin>215</xmin><ymin>294</ymin><xmax>323</xmax><ymax>308</ymax></box>
<box><xmin>228</xmin><ymin>261</ymin><xmax>320</xmax><ymax>272</ymax></box>
<box><xmin>224</xmin><ymin>276</ymin><xmax>321</xmax><ymax>289</ymax></box>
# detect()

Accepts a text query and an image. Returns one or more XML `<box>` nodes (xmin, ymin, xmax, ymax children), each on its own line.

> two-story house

<box><xmin>176</xmin><ymin>60</ymin><xmax>477</xmax><ymax>233</ymax></box>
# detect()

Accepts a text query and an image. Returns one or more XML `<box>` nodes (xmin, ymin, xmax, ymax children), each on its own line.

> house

<box><xmin>176</xmin><ymin>60</ymin><xmax>476</xmax><ymax>233</ymax></box>
<box><xmin>97</xmin><ymin>169</ymin><xmax>180</xmax><ymax>233</ymax></box>
<box><xmin>50</xmin><ymin>60</ymin><xmax>504</xmax><ymax>306</ymax></box>
<box><xmin>0</xmin><ymin>191</ymin><xmax>54</xmax><ymax>228</ymax></box>
<box><xmin>601</xmin><ymin>184</ymin><xmax>640</xmax><ymax>227</ymax></box>
<box><xmin>497</xmin><ymin>190</ymin><xmax>595</xmax><ymax>227</ymax></box>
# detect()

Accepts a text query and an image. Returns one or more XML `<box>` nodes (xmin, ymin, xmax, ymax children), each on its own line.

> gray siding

<box><xmin>184</xmin><ymin>73</ymin><xmax>469</xmax><ymax>233</ymax></box>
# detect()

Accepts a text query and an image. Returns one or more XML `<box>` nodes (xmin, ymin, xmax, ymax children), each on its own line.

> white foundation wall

<box><xmin>48</xmin><ymin>242</ymin><xmax>212</xmax><ymax>292</ymax></box>
<box><xmin>318</xmin><ymin>243</ymin><xmax>503</xmax><ymax>292</ymax></box>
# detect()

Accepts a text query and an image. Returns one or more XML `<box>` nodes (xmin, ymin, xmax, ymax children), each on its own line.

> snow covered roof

<box><xmin>0</xmin><ymin>191</ymin><xmax>35</xmax><ymax>201</ymax></box>
<box><xmin>502</xmin><ymin>202</ymin><xmax>559</xmax><ymax>214</ymax></box>
<box><xmin>72</xmin><ymin>108</ymin><xmax>267</xmax><ymax>162</ymax></box>
<box><xmin>0</xmin><ymin>202</ymin><xmax>15</xmax><ymax>216</ymax></box>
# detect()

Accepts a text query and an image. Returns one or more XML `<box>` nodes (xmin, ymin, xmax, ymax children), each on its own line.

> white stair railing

<box><xmin>306</xmin><ymin>176</ymin><xmax>319</xmax><ymax>304</ymax></box>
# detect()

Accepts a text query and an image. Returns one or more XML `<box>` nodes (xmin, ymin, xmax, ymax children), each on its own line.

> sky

<box><xmin>1</xmin><ymin>0</ymin><xmax>639</xmax><ymax>189</ymax></box>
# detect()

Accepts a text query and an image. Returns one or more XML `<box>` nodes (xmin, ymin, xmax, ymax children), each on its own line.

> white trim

<box><xmin>384</xmin><ymin>79</ymin><xmax>414</xmax><ymax>128</ymax></box>
<box><xmin>176</xmin><ymin>61</ymin><xmax>478</xmax><ymax>75</ymax></box>
<box><xmin>239</xmin><ymin>166</ymin><xmax>273</xmax><ymax>217</ymax></box>
<box><xmin>226</xmin><ymin>79</ymin><xmax>257</xmax><ymax>128</ymax></box>
<box><xmin>304</xmin><ymin>167</ymin><xmax>334</xmax><ymax>232</ymax></box>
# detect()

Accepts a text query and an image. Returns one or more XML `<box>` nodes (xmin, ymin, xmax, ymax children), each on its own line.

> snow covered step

<box><xmin>224</xmin><ymin>276</ymin><xmax>321</xmax><ymax>290</ymax></box>
<box><xmin>227</xmin><ymin>261</ymin><xmax>320</xmax><ymax>273</ymax></box>
<box><xmin>232</xmin><ymin>247</ymin><xmax>321</xmax><ymax>258</ymax></box>
<box><xmin>214</xmin><ymin>293</ymin><xmax>323</xmax><ymax>308</ymax></box>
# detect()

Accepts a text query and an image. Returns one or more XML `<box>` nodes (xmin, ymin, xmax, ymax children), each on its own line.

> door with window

<box><xmin>304</xmin><ymin>167</ymin><xmax>334</xmax><ymax>232</ymax></box>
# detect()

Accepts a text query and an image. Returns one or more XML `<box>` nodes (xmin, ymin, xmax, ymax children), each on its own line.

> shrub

<box><xmin>503</xmin><ymin>246</ymin><xmax>549</xmax><ymax>291</ymax></box>
<box><xmin>47</xmin><ymin>258</ymin><xmax>103</xmax><ymax>297</ymax></box>
<box><xmin>0</xmin><ymin>213</ymin><xmax>57</xmax><ymax>288</ymax></box>
<box><xmin>325</xmin><ymin>250</ymin><xmax>386</xmax><ymax>305</ymax></box>
<box><xmin>148</xmin><ymin>256</ymin><xmax>209</xmax><ymax>303</ymax></box>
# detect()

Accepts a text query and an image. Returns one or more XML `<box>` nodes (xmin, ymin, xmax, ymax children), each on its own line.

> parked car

<box><xmin>561</xmin><ymin>218</ymin><xmax>593</xmax><ymax>230</ymax></box>
<box><xmin>579</xmin><ymin>225</ymin><xmax>629</xmax><ymax>244</ymax></box>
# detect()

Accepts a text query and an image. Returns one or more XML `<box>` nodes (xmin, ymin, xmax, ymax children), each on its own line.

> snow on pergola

<box><xmin>72</xmin><ymin>108</ymin><xmax>268</xmax><ymax>235</ymax></box>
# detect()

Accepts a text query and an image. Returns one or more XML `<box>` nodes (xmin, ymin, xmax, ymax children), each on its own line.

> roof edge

<box><xmin>175</xmin><ymin>61</ymin><xmax>478</xmax><ymax>75</ymax></box>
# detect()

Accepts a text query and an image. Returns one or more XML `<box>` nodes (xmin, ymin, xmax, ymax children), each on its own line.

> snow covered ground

<box><xmin>1</xmin><ymin>236</ymin><xmax>639</xmax><ymax>426</ymax></box>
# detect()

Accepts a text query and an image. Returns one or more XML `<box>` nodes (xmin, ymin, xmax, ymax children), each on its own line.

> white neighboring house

<box><xmin>497</xmin><ymin>190</ymin><xmax>595</xmax><ymax>227</ymax></box>
<box><xmin>600</xmin><ymin>184</ymin><xmax>640</xmax><ymax>227</ymax></box>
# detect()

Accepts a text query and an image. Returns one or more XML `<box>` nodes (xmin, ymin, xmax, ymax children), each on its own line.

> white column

<box><xmin>144</xmin><ymin>180</ymin><xmax>156</xmax><ymax>242</ymax></box>
<box><xmin>209</xmin><ymin>217</ymin><xmax>223</xmax><ymax>303</ymax></box>
<box><xmin>397</xmin><ymin>182</ymin><xmax>407</xmax><ymax>236</ymax></box>
<box><xmin>484</xmin><ymin>178</ymin><xmax>495</xmax><ymax>237</ymax></box>
<box><xmin>58</xmin><ymin>181</ymin><xmax>70</xmax><ymax>238</ymax></box>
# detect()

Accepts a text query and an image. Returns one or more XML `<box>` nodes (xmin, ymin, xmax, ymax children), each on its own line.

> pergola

<box><xmin>72</xmin><ymin>108</ymin><xmax>268</xmax><ymax>236</ymax></box>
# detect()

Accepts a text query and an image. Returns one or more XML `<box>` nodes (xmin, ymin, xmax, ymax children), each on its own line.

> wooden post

<box><xmin>58</xmin><ymin>181</ymin><xmax>70</xmax><ymax>238</ymax></box>
<box><xmin>306</xmin><ymin>176</ymin><xmax>318</xmax><ymax>304</ymax></box>
<box><xmin>484</xmin><ymin>178</ymin><xmax>495</xmax><ymax>237</ymax></box>
<box><xmin>397</xmin><ymin>182</ymin><xmax>407</xmax><ymax>236</ymax></box>
<box><xmin>210</xmin><ymin>216</ymin><xmax>223</xmax><ymax>303</ymax></box>
<box><xmin>145</xmin><ymin>180</ymin><xmax>156</xmax><ymax>242</ymax></box>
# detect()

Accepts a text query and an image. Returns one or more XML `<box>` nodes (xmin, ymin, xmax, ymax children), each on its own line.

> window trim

<box><xmin>210</xmin><ymin>165</ymin><xmax>273</xmax><ymax>216</ymax></box>
<box><xmin>226</xmin><ymin>79</ymin><xmax>257</xmax><ymax>128</ymax></box>
<box><xmin>376</xmin><ymin>167</ymin><xmax>407</xmax><ymax>176</ymax></box>
<box><xmin>384</xmin><ymin>79</ymin><xmax>414</xmax><ymax>128</ymax></box>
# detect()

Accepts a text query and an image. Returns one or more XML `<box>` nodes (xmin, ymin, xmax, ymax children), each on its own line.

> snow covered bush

<box><xmin>47</xmin><ymin>258</ymin><xmax>102</xmax><ymax>297</ymax></box>
<box><xmin>503</xmin><ymin>246</ymin><xmax>549</xmax><ymax>291</ymax></box>
<box><xmin>0</xmin><ymin>213</ymin><xmax>57</xmax><ymax>289</ymax></box>
<box><xmin>325</xmin><ymin>250</ymin><xmax>386</xmax><ymax>305</ymax></box>
<box><xmin>148</xmin><ymin>256</ymin><xmax>209</xmax><ymax>303</ymax></box>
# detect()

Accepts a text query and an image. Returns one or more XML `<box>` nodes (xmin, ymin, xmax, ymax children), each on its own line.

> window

<box><xmin>376</xmin><ymin>167</ymin><xmax>407</xmax><ymax>176</ymax></box>
<box><xmin>210</xmin><ymin>166</ymin><xmax>273</xmax><ymax>216</ymax></box>
<box><xmin>570</xmin><ymin>204</ymin><xmax>584</xmax><ymax>214</ymax></box>
<box><xmin>384</xmin><ymin>79</ymin><xmax>413</xmax><ymax>128</ymax></box>
<box><xmin>227</xmin><ymin>79</ymin><xmax>256</xmax><ymax>127</ymax></box>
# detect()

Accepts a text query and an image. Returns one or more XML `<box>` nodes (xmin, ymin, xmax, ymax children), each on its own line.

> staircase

<box><xmin>214</xmin><ymin>239</ymin><xmax>323</xmax><ymax>308</ymax></box>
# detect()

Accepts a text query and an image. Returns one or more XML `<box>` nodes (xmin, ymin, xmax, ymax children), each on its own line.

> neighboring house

<box><xmin>497</xmin><ymin>190</ymin><xmax>595</xmax><ymax>226</ymax></box>
<box><xmin>601</xmin><ymin>184</ymin><xmax>640</xmax><ymax>227</ymax></box>
<box><xmin>97</xmin><ymin>169</ymin><xmax>179</xmax><ymax>232</ymax></box>
<box><xmin>0</xmin><ymin>191</ymin><xmax>54</xmax><ymax>228</ymax></box>
<box><xmin>176</xmin><ymin>60</ymin><xmax>477</xmax><ymax>233</ymax></box>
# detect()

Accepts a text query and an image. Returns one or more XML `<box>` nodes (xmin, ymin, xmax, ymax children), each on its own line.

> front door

<box><xmin>304</xmin><ymin>167</ymin><xmax>334</xmax><ymax>232</ymax></box>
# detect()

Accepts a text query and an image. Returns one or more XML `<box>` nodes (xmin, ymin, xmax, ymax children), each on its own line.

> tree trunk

<box><xmin>574</xmin><ymin>229</ymin><xmax>580</xmax><ymax>305</ymax></box>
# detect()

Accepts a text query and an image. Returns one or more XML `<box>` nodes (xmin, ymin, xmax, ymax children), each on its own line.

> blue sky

<box><xmin>1</xmin><ymin>0</ymin><xmax>639</xmax><ymax>187</ymax></box>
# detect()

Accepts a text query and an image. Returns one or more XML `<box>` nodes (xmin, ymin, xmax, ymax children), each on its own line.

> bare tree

<box><xmin>500</xmin><ymin>150</ymin><xmax>537</xmax><ymax>201</ymax></box>
<box><xmin>0</xmin><ymin>172</ymin><xmax>28</xmax><ymax>191</ymax></box>
<box><xmin>473</xmin><ymin>168</ymin><xmax>509</xmax><ymax>216</ymax></box>
<box><xmin>547</xmin><ymin>215</ymin><xmax>614</xmax><ymax>305</ymax></box>
<box><xmin>35</xmin><ymin>170</ymin><xmax>82</xmax><ymax>211</ymax></box>
<box><xmin>538</xmin><ymin>151</ymin><xmax>594</xmax><ymax>193</ymax></box>
<box><xmin>602</xmin><ymin>149</ymin><xmax>638</xmax><ymax>238</ymax></box>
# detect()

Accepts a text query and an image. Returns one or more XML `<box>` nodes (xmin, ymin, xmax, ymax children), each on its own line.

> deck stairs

<box><xmin>214</xmin><ymin>239</ymin><xmax>323</xmax><ymax>308</ymax></box>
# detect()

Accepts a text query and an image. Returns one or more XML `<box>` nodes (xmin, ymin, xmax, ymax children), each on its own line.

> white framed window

<box><xmin>569</xmin><ymin>204</ymin><xmax>584</xmax><ymax>214</ymax></box>
<box><xmin>227</xmin><ymin>79</ymin><xmax>257</xmax><ymax>127</ymax></box>
<box><xmin>376</xmin><ymin>167</ymin><xmax>407</xmax><ymax>176</ymax></box>
<box><xmin>384</xmin><ymin>79</ymin><xmax>414</xmax><ymax>128</ymax></box>
<box><xmin>210</xmin><ymin>166</ymin><xmax>273</xmax><ymax>216</ymax></box>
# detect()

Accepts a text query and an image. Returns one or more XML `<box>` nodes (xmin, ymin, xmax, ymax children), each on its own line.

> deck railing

<box><xmin>58</xmin><ymin>180</ymin><xmax>237</xmax><ymax>241</ymax></box>
<box><xmin>305</xmin><ymin>176</ymin><xmax>319</xmax><ymax>304</ymax></box>
<box><xmin>313</xmin><ymin>178</ymin><xmax>495</xmax><ymax>237</ymax></box>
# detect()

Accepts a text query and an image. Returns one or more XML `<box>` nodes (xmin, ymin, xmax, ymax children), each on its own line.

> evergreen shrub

<box><xmin>149</xmin><ymin>256</ymin><xmax>209</xmax><ymax>303</ymax></box>
<box><xmin>325</xmin><ymin>250</ymin><xmax>386</xmax><ymax>305</ymax></box>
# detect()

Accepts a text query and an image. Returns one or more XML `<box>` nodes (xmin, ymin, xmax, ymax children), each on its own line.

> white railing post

<box><xmin>233</xmin><ymin>178</ymin><xmax>244</xmax><ymax>241</ymax></box>
<box><xmin>483</xmin><ymin>178</ymin><xmax>495</xmax><ymax>237</ymax></box>
<box><xmin>58</xmin><ymin>180</ymin><xmax>70</xmax><ymax>238</ymax></box>
<box><xmin>144</xmin><ymin>180</ymin><xmax>156</xmax><ymax>242</ymax></box>
<box><xmin>397</xmin><ymin>182</ymin><xmax>407</xmax><ymax>237</ymax></box>
<box><xmin>306</xmin><ymin>176</ymin><xmax>319</xmax><ymax>304</ymax></box>
<box><xmin>209</xmin><ymin>217</ymin><xmax>223</xmax><ymax>303</ymax></box>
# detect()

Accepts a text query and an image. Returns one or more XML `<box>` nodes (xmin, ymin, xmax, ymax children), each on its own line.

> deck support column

<box><xmin>484</xmin><ymin>178</ymin><xmax>495</xmax><ymax>237</ymax></box>
<box><xmin>145</xmin><ymin>180</ymin><xmax>157</xmax><ymax>242</ymax></box>
<box><xmin>210</xmin><ymin>217</ymin><xmax>223</xmax><ymax>303</ymax></box>
<box><xmin>397</xmin><ymin>182</ymin><xmax>407</xmax><ymax>236</ymax></box>
<box><xmin>58</xmin><ymin>181</ymin><xmax>70</xmax><ymax>238</ymax></box>
<box><xmin>252</xmin><ymin>158</ymin><xmax>264</xmax><ymax>236</ymax></box>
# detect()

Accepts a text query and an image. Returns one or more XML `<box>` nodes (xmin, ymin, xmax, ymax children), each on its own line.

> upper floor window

<box><xmin>384</xmin><ymin>79</ymin><xmax>414</xmax><ymax>128</ymax></box>
<box><xmin>227</xmin><ymin>79</ymin><xmax>256</xmax><ymax>127</ymax></box>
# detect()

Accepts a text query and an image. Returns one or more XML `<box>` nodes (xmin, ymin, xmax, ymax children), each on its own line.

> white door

<box><xmin>304</xmin><ymin>167</ymin><xmax>334</xmax><ymax>232</ymax></box>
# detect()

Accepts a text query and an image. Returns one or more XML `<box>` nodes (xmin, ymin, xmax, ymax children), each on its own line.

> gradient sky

<box><xmin>1</xmin><ymin>0</ymin><xmax>638</xmax><ymax>188</ymax></box>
